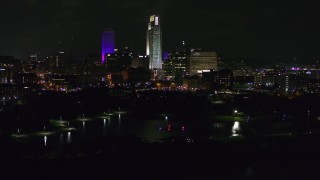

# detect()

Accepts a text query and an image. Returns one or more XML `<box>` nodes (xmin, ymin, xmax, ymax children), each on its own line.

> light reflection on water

<box><xmin>108</xmin><ymin>117</ymin><xmax>111</xmax><ymax>126</ymax></box>
<box><xmin>44</xmin><ymin>136</ymin><xmax>47</xmax><ymax>146</ymax></box>
<box><xmin>82</xmin><ymin>121</ymin><xmax>86</xmax><ymax>130</ymax></box>
<box><xmin>103</xmin><ymin>119</ymin><xmax>106</xmax><ymax>135</ymax></box>
<box><xmin>118</xmin><ymin>114</ymin><xmax>121</xmax><ymax>125</ymax></box>
<box><xmin>11</xmin><ymin>111</ymin><xmax>244</xmax><ymax>150</ymax></box>
<box><xmin>231</xmin><ymin>121</ymin><xmax>241</xmax><ymax>137</ymax></box>
<box><xmin>67</xmin><ymin>132</ymin><xmax>71</xmax><ymax>144</ymax></box>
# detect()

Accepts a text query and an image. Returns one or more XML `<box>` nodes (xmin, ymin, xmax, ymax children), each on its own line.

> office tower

<box><xmin>163</xmin><ymin>41</ymin><xmax>190</xmax><ymax>83</ymax></box>
<box><xmin>189</xmin><ymin>51</ymin><xmax>218</xmax><ymax>76</ymax></box>
<box><xmin>102</xmin><ymin>29</ymin><xmax>115</xmax><ymax>63</ymax></box>
<box><xmin>0</xmin><ymin>56</ymin><xmax>19</xmax><ymax>84</ymax></box>
<box><xmin>146</xmin><ymin>15</ymin><xmax>162</xmax><ymax>70</ymax></box>
<box><xmin>202</xmin><ymin>69</ymin><xmax>234</xmax><ymax>90</ymax></box>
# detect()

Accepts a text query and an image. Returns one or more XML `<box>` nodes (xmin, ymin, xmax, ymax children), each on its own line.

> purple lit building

<box><xmin>163</xmin><ymin>51</ymin><xmax>168</xmax><ymax>61</ymax></box>
<box><xmin>102</xmin><ymin>29</ymin><xmax>115</xmax><ymax>63</ymax></box>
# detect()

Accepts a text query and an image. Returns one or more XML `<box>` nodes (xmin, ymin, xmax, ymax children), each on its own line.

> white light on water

<box><xmin>231</xmin><ymin>121</ymin><xmax>240</xmax><ymax>136</ymax></box>
<box><xmin>67</xmin><ymin>132</ymin><xmax>71</xmax><ymax>144</ymax></box>
<box><xmin>103</xmin><ymin>119</ymin><xmax>107</xmax><ymax>133</ymax></box>
<box><xmin>118</xmin><ymin>114</ymin><xmax>122</xmax><ymax>125</ymax></box>
<box><xmin>44</xmin><ymin>136</ymin><xmax>47</xmax><ymax>146</ymax></box>
<box><xmin>108</xmin><ymin>118</ymin><xmax>111</xmax><ymax>126</ymax></box>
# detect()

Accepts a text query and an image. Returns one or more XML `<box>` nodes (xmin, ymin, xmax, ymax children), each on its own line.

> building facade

<box><xmin>102</xmin><ymin>29</ymin><xmax>115</xmax><ymax>63</ymax></box>
<box><xmin>146</xmin><ymin>15</ymin><xmax>162</xmax><ymax>70</ymax></box>
<box><xmin>163</xmin><ymin>41</ymin><xmax>189</xmax><ymax>83</ymax></box>
<box><xmin>189</xmin><ymin>51</ymin><xmax>218</xmax><ymax>76</ymax></box>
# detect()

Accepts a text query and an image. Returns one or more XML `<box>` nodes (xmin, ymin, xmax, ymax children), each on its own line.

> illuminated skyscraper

<box><xmin>146</xmin><ymin>15</ymin><xmax>162</xmax><ymax>70</ymax></box>
<box><xmin>102</xmin><ymin>29</ymin><xmax>115</xmax><ymax>63</ymax></box>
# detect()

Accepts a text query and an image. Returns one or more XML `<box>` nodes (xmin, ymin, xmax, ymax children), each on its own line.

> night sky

<box><xmin>0</xmin><ymin>0</ymin><xmax>319</xmax><ymax>64</ymax></box>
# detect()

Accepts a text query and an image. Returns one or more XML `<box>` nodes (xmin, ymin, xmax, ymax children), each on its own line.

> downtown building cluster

<box><xmin>101</xmin><ymin>15</ymin><xmax>221</xmax><ymax>90</ymax></box>
<box><xmin>2</xmin><ymin>14</ymin><xmax>320</xmax><ymax>107</ymax></box>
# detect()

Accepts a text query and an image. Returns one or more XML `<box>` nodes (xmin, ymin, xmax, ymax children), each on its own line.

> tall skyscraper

<box><xmin>146</xmin><ymin>15</ymin><xmax>162</xmax><ymax>70</ymax></box>
<box><xmin>102</xmin><ymin>29</ymin><xmax>115</xmax><ymax>63</ymax></box>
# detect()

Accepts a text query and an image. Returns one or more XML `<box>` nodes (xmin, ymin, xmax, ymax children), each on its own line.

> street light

<box><xmin>233</xmin><ymin>110</ymin><xmax>238</xmax><ymax>121</ymax></box>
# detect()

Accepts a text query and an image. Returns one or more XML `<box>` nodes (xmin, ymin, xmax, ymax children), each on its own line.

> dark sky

<box><xmin>0</xmin><ymin>0</ymin><xmax>319</xmax><ymax>64</ymax></box>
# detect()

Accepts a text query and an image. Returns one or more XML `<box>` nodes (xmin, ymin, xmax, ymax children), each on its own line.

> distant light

<box><xmin>234</xmin><ymin>110</ymin><xmax>238</xmax><ymax>113</ymax></box>
<box><xmin>181</xmin><ymin>126</ymin><xmax>185</xmax><ymax>131</ymax></box>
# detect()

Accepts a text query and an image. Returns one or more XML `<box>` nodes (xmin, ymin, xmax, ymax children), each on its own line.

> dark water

<box><xmin>3</xmin><ymin>110</ymin><xmax>320</xmax><ymax>179</ymax></box>
<box><xmin>4</xmin><ymin>106</ymin><xmax>246</xmax><ymax>158</ymax></box>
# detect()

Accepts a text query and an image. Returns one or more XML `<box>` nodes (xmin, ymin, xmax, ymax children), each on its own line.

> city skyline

<box><xmin>0</xmin><ymin>0</ymin><xmax>320</xmax><ymax>64</ymax></box>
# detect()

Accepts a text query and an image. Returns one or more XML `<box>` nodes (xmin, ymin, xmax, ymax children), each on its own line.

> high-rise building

<box><xmin>0</xmin><ymin>56</ymin><xmax>20</xmax><ymax>84</ymax></box>
<box><xmin>146</xmin><ymin>15</ymin><xmax>162</xmax><ymax>70</ymax></box>
<box><xmin>202</xmin><ymin>69</ymin><xmax>234</xmax><ymax>90</ymax></box>
<box><xmin>102</xmin><ymin>29</ymin><xmax>115</xmax><ymax>63</ymax></box>
<box><xmin>163</xmin><ymin>41</ymin><xmax>190</xmax><ymax>83</ymax></box>
<box><xmin>189</xmin><ymin>51</ymin><xmax>218</xmax><ymax>76</ymax></box>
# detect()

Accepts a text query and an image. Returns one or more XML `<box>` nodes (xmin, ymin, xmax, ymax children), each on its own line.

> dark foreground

<box><xmin>2</xmin><ymin>89</ymin><xmax>320</xmax><ymax>179</ymax></box>
<box><xmin>2</xmin><ymin>134</ymin><xmax>320</xmax><ymax>180</ymax></box>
